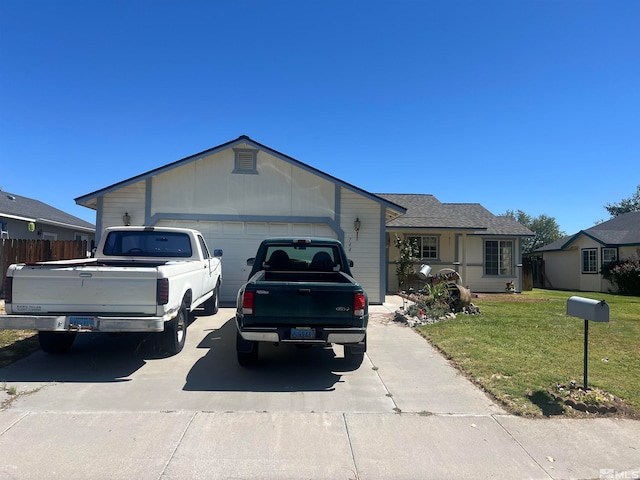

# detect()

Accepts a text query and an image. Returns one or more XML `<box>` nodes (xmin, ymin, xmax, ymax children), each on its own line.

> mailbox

<box><xmin>566</xmin><ymin>296</ymin><xmax>610</xmax><ymax>323</ymax></box>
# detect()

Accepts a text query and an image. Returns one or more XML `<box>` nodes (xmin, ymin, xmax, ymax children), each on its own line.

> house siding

<box><xmin>541</xmin><ymin>236</ymin><xmax>620</xmax><ymax>292</ymax></box>
<box><xmin>386</xmin><ymin>230</ymin><xmax>525</xmax><ymax>294</ymax></box>
<box><xmin>340</xmin><ymin>188</ymin><xmax>384</xmax><ymax>303</ymax></box>
<box><xmin>386</xmin><ymin>229</ymin><xmax>461</xmax><ymax>292</ymax></box>
<box><xmin>543</xmin><ymin>249</ymin><xmax>579</xmax><ymax>290</ymax></box>
<box><xmin>150</xmin><ymin>147</ymin><xmax>335</xmax><ymax>218</ymax></box>
<box><xmin>0</xmin><ymin>218</ymin><xmax>91</xmax><ymax>242</ymax></box>
<box><xmin>89</xmin><ymin>141</ymin><xmax>391</xmax><ymax>304</ymax></box>
<box><xmin>100</xmin><ymin>181</ymin><xmax>147</xmax><ymax>239</ymax></box>
<box><xmin>571</xmin><ymin>237</ymin><xmax>600</xmax><ymax>292</ymax></box>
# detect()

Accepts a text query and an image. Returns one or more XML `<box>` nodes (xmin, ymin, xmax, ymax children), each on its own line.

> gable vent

<box><xmin>238</xmin><ymin>152</ymin><xmax>254</xmax><ymax>170</ymax></box>
<box><xmin>233</xmin><ymin>148</ymin><xmax>258</xmax><ymax>174</ymax></box>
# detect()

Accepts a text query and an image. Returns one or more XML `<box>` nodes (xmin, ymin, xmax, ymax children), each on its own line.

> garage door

<box><xmin>157</xmin><ymin>220</ymin><xmax>337</xmax><ymax>303</ymax></box>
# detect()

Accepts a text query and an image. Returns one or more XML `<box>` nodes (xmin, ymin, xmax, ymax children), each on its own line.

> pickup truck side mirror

<box><xmin>213</xmin><ymin>249</ymin><xmax>223</xmax><ymax>258</ymax></box>
<box><xmin>247</xmin><ymin>258</ymin><xmax>255</xmax><ymax>266</ymax></box>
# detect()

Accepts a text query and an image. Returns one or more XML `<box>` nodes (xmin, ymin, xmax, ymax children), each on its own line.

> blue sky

<box><xmin>1</xmin><ymin>1</ymin><xmax>638</xmax><ymax>235</ymax></box>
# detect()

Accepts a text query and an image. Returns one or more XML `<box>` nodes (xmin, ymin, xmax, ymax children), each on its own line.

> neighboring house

<box><xmin>0</xmin><ymin>190</ymin><xmax>95</xmax><ymax>243</ymax></box>
<box><xmin>534</xmin><ymin>211</ymin><xmax>640</xmax><ymax>293</ymax></box>
<box><xmin>75</xmin><ymin>136</ymin><xmax>407</xmax><ymax>304</ymax></box>
<box><xmin>378</xmin><ymin>194</ymin><xmax>534</xmax><ymax>293</ymax></box>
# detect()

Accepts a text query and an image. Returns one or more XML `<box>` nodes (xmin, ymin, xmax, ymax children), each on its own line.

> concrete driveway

<box><xmin>0</xmin><ymin>298</ymin><xmax>638</xmax><ymax>479</ymax></box>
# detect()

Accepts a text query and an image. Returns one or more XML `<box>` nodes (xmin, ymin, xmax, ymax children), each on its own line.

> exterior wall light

<box><xmin>123</xmin><ymin>212</ymin><xmax>131</xmax><ymax>226</ymax></box>
<box><xmin>354</xmin><ymin>217</ymin><xmax>361</xmax><ymax>240</ymax></box>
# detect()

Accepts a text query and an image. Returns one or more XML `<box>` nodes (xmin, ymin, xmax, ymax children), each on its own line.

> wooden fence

<box><xmin>0</xmin><ymin>239</ymin><xmax>88</xmax><ymax>297</ymax></box>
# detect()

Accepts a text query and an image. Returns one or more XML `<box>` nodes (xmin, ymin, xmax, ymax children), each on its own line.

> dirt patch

<box><xmin>472</xmin><ymin>293</ymin><xmax>550</xmax><ymax>303</ymax></box>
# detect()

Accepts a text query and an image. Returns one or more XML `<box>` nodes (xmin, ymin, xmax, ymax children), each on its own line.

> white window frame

<box><xmin>406</xmin><ymin>235</ymin><xmax>439</xmax><ymax>260</ymax></box>
<box><xmin>602</xmin><ymin>247</ymin><xmax>618</xmax><ymax>264</ymax></box>
<box><xmin>581</xmin><ymin>248</ymin><xmax>598</xmax><ymax>274</ymax></box>
<box><xmin>484</xmin><ymin>239</ymin><xmax>514</xmax><ymax>276</ymax></box>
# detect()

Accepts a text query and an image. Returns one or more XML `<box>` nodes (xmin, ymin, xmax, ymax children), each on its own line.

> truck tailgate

<box><xmin>10</xmin><ymin>265</ymin><xmax>159</xmax><ymax>315</ymax></box>
<box><xmin>250</xmin><ymin>281</ymin><xmax>361</xmax><ymax>326</ymax></box>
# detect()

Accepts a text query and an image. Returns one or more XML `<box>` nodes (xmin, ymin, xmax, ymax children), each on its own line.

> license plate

<box><xmin>68</xmin><ymin>316</ymin><xmax>96</xmax><ymax>331</ymax></box>
<box><xmin>290</xmin><ymin>327</ymin><xmax>316</xmax><ymax>340</ymax></box>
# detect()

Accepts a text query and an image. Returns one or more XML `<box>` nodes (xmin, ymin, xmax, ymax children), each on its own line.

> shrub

<box><xmin>601</xmin><ymin>258</ymin><xmax>640</xmax><ymax>296</ymax></box>
<box><xmin>394</xmin><ymin>235</ymin><xmax>419</xmax><ymax>290</ymax></box>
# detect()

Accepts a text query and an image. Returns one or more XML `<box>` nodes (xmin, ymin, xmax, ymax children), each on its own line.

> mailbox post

<box><xmin>566</xmin><ymin>296</ymin><xmax>610</xmax><ymax>390</ymax></box>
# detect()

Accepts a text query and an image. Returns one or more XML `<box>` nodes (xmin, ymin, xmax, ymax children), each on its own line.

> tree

<box><xmin>503</xmin><ymin>210</ymin><xmax>565</xmax><ymax>254</ymax></box>
<box><xmin>604</xmin><ymin>184</ymin><xmax>640</xmax><ymax>217</ymax></box>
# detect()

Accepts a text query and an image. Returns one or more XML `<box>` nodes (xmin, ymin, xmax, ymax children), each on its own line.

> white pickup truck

<box><xmin>1</xmin><ymin>226</ymin><xmax>222</xmax><ymax>355</ymax></box>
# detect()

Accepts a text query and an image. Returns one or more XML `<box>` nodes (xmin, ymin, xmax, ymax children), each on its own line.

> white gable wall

<box><xmin>94</xmin><ymin>142</ymin><xmax>388</xmax><ymax>304</ymax></box>
<box><xmin>543</xmin><ymin>249</ymin><xmax>579</xmax><ymax>290</ymax></box>
<box><xmin>101</xmin><ymin>181</ymin><xmax>146</xmax><ymax>234</ymax></box>
<box><xmin>151</xmin><ymin>147</ymin><xmax>335</xmax><ymax>217</ymax></box>
<box><xmin>543</xmin><ymin>241</ymin><xmax>640</xmax><ymax>293</ymax></box>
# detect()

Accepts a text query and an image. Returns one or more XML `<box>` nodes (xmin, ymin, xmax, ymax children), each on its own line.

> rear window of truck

<box><xmin>103</xmin><ymin>231</ymin><xmax>193</xmax><ymax>257</ymax></box>
<box><xmin>262</xmin><ymin>244</ymin><xmax>341</xmax><ymax>272</ymax></box>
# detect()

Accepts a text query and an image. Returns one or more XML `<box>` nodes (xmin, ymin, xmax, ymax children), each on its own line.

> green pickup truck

<box><xmin>235</xmin><ymin>238</ymin><xmax>368</xmax><ymax>366</ymax></box>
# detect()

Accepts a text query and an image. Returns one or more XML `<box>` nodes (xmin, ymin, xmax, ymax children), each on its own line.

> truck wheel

<box><xmin>203</xmin><ymin>284</ymin><xmax>219</xmax><ymax>315</ymax></box>
<box><xmin>38</xmin><ymin>331</ymin><xmax>76</xmax><ymax>354</ymax></box>
<box><xmin>161</xmin><ymin>307</ymin><xmax>187</xmax><ymax>355</ymax></box>
<box><xmin>344</xmin><ymin>335</ymin><xmax>367</xmax><ymax>367</ymax></box>
<box><xmin>236</xmin><ymin>331</ymin><xmax>258</xmax><ymax>366</ymax></box>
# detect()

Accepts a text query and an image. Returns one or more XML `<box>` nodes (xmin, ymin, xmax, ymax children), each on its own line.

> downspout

<box><xmin>378</xmin><ymin>206</ymin><xmax>386</xmax><ymax>304</ymax></box>
<box><xmin>517</xmin><ymin>238</ymin><xmax>524</xmax><ymax>293</ymax></box>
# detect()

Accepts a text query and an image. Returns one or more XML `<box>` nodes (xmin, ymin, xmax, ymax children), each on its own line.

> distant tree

<box><xmin>503</xmin><ymin>210</ymin><xmax>566</xmax><ymax>254</ymax></box>
<box><xmin>604</xmin><ymin>184</ymin><xmax>640</xmax><ymax>217</ymax></box>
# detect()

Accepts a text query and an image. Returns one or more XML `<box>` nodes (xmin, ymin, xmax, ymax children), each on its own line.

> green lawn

<box><xmin>417</xmin><ymin>289</ymin><xmax>640</xmax><ymax>417</ymax></box>
<box><xmin>0</xmin><ymin>330</ymin><xmax>39</xmax><ymax>369</ymax></box>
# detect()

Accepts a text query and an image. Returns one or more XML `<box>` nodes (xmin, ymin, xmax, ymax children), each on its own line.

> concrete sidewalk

<box><xmin>0</xmin><ymin>297</ymin><xmax>637</xmax><ymax>479</ymax></box>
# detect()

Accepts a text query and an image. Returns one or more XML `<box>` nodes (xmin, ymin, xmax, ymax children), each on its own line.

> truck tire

<box><xmin>203</xmin><ymin>284</ymin><xmax>219</xmax><ymax>315</ymax></box>
<box><xmin>236</xmin><ymin>331</ymin><xmax>259</xmax><ymax>366</ymax></box>
<box><xmin>344</xmin><ymin>335</ymin><xmax>367</xmax><ymax>367</ymax></box>
<box><xmin>38</xmin><ymin>331</ymin><xmax>76</xmax><ymax>354</ymax></box>
<box><xmin>161</xmin><ymin>306</ymin><xmax>187</xmax><ymax>355</ymax></box>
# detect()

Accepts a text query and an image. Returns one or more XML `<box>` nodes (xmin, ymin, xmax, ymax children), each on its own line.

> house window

<box><xmin>407</xmin><ymin>235</ymin><xmax>438</xmax><ymax>259</ymax></box>
<box><xmin>484</xmin><ymin>240</ymin><xmax>513</xmax><ymax>276</ymax></box>
<box><xmin>233</xmin><ymin>148</ymin><xmax>258</xmax><ymax>174</ymax></box>
<box><xmin>582</xmin><ymin>248</ymin><xmax>598</xmax><ymax>273</ymax></box>
<box><xmin>602</xmin><ymin>248</ymin><xmax>617</xmax><ymax>264</ymax></box>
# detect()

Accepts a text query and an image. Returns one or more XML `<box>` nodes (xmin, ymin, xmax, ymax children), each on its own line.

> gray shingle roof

<box><xmin>0</xmin><ymin>190</ymin><xmax>95</xmax><ymax>230</ymax></box>
<box><xmin>585</xmin><ymin>211</ymin><xmax>640</xmax><ymax>245</ymax></box>
<box><xmin>377</xmin><ymin>193</ymin><xmax>533</xmax><ymax>236</ymax></box>
<box><xmin>536</xmin><ymin>211</ymin><xmax>640</xmax><ymax>251</ymax></box>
